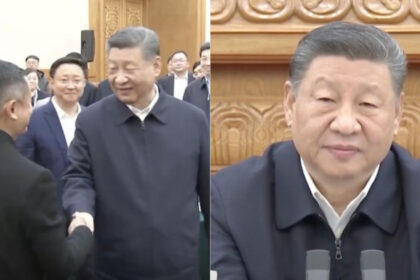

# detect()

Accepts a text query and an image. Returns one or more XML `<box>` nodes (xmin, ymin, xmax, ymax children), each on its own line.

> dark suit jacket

<box><xmin>211</xmin><ymin>141</ymin><xmax>420</xmax><ymax>279</ymax></box>
<box><xmin>96</xmin><ymin>79</ymin><xmax>113</xmax><ymax>100</ymax></box>
<box><xmin>157</xmin><ymin>72</ymin><xmax>195</xmax><ymax>96</ymax></box>
<box><xmin>16</xmin><ymin>101</ymin><xmax>81</xmax><ymax>205</ymax></box>
<box><xmin>78</xmin><ymin>82</ymin><xmax>99</xmax><ymax>107</ymax></box>
<box><xmin>183</xmin><ymin>77</ymin><xmax>209</xmax><ymax>120</ymax></box>
<box><xmin>62</xmin><ymin>90</ymin><xmax>209</xmax><ymax>279</ymax></box>
<box><xmin>0</xmin><ymin>129</ymin><xmax>93</xmax><ymax>280</ymax></box>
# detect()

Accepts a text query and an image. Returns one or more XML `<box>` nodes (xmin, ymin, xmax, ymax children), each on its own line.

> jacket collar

<box><xmin>274</xmin><ymin>142</ymin><xmax>401</xmax><ymax>235</ymax></box>
<box><xmin>0</xmin><ymin>129</ymin><xmax>15</xmax><ymax>147</ymax></box>
<box><xmin>274</xmin><ymin>142</ymin><xmax>321</xmax><ymax>230</ymax></box>
<box><xmin>111</xmin><ymin>85</ymin><xmax>170</xmax><ymax>126</ymax></box>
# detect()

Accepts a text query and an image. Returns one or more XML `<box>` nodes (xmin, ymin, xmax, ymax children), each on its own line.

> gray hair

<box><xmin>107</xmin><ymin>26</ymin><xmax>160</xmax><ymax>60</ymax></box>
<box><xmin>0</xmin><ymin>60</ymin><xmax>29</xmax><ymax>109</ymax></box>
<box><xmin>289</xmin><ymin>21</ymin><xmax>407</xmax><ymax>96</ymax></box>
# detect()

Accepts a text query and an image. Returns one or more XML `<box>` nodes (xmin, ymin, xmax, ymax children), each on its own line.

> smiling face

<box><xmin>107</xmin><ymin>47</ymin><xmax>161</xmax><ymax>108</ymax></box>
<box><xmin>50</xmin><ymin>63</ymin><xmax>85</xmax><ymax>106</ymax></box>
<box><xmin>284</xmin><ymin>56</ymin><xmax>402</xmax><ymax>183</ymax></box>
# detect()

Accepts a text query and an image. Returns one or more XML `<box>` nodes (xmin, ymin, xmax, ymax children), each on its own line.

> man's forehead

<box><xmin>173</xmin><ymin>52</ymin><xmax>187</xmax><ymax>59</ymax></box>
<box><xmin>54</xmin><ymin>63</ymin><xmax>84</xmax><ymax>75</ymax></box>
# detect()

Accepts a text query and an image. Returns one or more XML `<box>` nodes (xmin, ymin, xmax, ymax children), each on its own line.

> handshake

<box><xmin>68</xmin><ymin>212</ymin><xmax>94</xmax><ymax>235</ymax></box>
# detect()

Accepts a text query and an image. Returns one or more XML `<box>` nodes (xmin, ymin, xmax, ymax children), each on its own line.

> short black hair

<box><xmin>0</xmin><ymin>60</ymin><xmax>29</xmax><ymax>107</ymax></box>
<box><xmin>192</xmin><ymin>61</ymin><xmax>200</xmax><ymax>72</ymax></box>
<box><xmin>167</xmin><ymin>50</ymin><xmax>188</xmax><ymax>64</ymax></box>
<box><xmin>25</xmin><ymin>55</ymin><xmax>40</xmax><ymax>62</ymax></box>
<box><xmin>50</xmin><ymin>56</ymin><xmax>87</xmax><ymax>79</ymax></box>
<box><xmin>65</xmin><ymin>52</ymin><xmax>88</xmax><ymax>73</ymax></box>
<box><xmin>200</xmin><ymin>42</ymin><xmax>210</xmax><ymax>57</ymax></box>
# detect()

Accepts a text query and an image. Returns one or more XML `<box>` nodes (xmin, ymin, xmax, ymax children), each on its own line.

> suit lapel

<box><xmin>43</xmin><ymin>101</ymin><xmax>68</xmax><ymax>160</ymax></box>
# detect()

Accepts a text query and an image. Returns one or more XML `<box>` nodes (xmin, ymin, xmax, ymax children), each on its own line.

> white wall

<box><xmin>0</xmin><ymin>0</ymin><xmax>89</xmax><ymax>69</ymax></box>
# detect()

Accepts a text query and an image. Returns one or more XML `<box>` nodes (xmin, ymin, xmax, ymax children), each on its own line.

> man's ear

<box><xmin>3</xmin><ymin>99</ymin><xmax>18</xmax><ymax>120</ymax></box>
<box><xmin>394</xmin><ymin>92</ymin><xmax>404</xmax><ymax>135</ymax></box>
<box><xmin>283</xmin><ymin>81</ymin><xmax>296</xmax><ymax>126</ymax></box>
<box><xmin>153</xmin><ymin>56</ymin><xmax>162</xmax><ymax>78</ymax></box>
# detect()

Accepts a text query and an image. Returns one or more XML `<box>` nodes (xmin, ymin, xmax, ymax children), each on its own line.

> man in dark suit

<box><xmin>96</xmin><ymin>78</ymin><xmax>114</xmax><ymax>99</ymax></box>
<box><xmin>211</xmin><ymin>22</ymin><xmax>420</xmax><ymax>279</ymax></box>
<box><xmin>0</xmin><ymin>60</ymin><xmax>93</xmax><ymax>279</ymax></box>
<box><xmin>17</xmin><ymin>56</ymin><xmax>86</xmax><ymax>205</ymax></box>
<box><xmin>157</xmin><ymin>50</ymin><xmax>195</xmax><ymax>99</ymax></box>
<box><xmin>183</xmin><ymin>42</ymin><xmax>210</xmax><ymax>120</ymax></box>
<box><xmin>62</xmin><ymin>26</ymin><xmax>209</xmax><ymax>280</ymax></box>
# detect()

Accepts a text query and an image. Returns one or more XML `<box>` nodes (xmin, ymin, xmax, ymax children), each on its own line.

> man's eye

<box><xmin>317</xmin><ymin>97</ymin><xmax>334</xmax><ymax>103</ymax></box>
<box><xmin>360</xmin><ymin>102</ymin><xmax>377</xmax><ymax>108</ymax></box>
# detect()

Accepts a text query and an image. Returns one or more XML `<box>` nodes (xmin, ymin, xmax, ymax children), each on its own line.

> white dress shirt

<box><xmin>51</xmin><ymin>97</ymin><xmax>81</xmax><ymax>147</ymax></box>
<box><xmin>126</xmin><ymin>85</ymin><xmax>159</xmax><ymax>122</ymax></box>
<box><xmin>173</xmin><ymin>72</ymin><xmax>189</xmax><ymax>100</ymax></box>
<box><xmin>300</xmin><ymin>158</ymin><xmax>379</xmax><ymax>239</ymax></box>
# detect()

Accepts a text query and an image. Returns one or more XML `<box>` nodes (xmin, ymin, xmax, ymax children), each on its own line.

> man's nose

<box><xmin>114</xmin><ymin>72</ymin><xmax>128</xmax><ymax>84</ymax></box>
<box><xmin>329</xmin><ymin>105</ymin><xmax>361</xmax><ymax>135</ymax></box>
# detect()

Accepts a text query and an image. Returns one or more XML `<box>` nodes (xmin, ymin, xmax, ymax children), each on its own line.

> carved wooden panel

<box><xmin>211</xmin><ymin>100</ymin><xmax>292</xmax><ymax>171</ymax></box>
<box><xmin>127</xmin><ymin>0</ymin><xmax>143</xmax><ymax>26</ymax></box>
<box><xmin>352</xmin><ymin>0</ymin><xmax>409</xmax><ymax>23</ymax></box>
<box><xmin>294</xmin><ymin>0</ymin><xmax>352</xmax><ymax>22</ymax></box>
<box><xmin>212</xmin><ymin>0</ymin><xmax>237</xmax><ymax>23</ymax></box>
<box><xmin>211</xmin><ymin>0</ymin><xmax>420</xmax><ymax>25</ymax></box>
<box><xmin>237</xmin><ymin>0</ymin><xmax>294</xmax><ymax>22</ymax></box>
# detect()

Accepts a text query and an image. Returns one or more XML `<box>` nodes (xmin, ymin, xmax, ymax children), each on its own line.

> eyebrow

<box><xmin>312</xmin><ymin>76</ymin><xmax>381</xmax><ymax>95</ymax></box>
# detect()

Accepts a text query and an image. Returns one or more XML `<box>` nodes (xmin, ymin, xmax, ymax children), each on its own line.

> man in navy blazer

<box><xmin>183</xmin><ymin>42</ymin><xmax>210</xmax><ymax>120</ymax></box>
<box><xmin>211</xmin><ymin>22</ymin><xmax>420</xmax><ymax>279</ymax></box>
<box><xmin>62</xmin><ymin>26</ymin><xmax>209</xmax><ymax>280</ymax></box>
<box><xmin>157</xmin><ymin>50</ymin><xmax>195</xmax><ymax>99</ymax></box>
<box><xmin>17</xmin><ymin>56</ymin><xmax>86</xmax><ymax>206</ymax></box>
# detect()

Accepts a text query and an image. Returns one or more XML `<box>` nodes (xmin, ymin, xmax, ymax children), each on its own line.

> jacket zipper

<box><xmin>335</xmin><ymin>238</ymin><xmax>342</xmax><ymax>260</ymax></box>
<box><xmin>317</xmin><ymin>214</ymin><xmax>345</xmax><ymax>261</ymax></box>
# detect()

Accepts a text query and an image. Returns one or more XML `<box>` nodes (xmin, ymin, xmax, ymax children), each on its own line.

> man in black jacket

<box><xmin>0</xmin><ymin>60</ymin><xmax>93</xmax><ymax>280</ymax></box>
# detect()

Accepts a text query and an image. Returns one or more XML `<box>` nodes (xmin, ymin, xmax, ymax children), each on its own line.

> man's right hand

<box><xmin>68</xmin><ymin>212</ymin><xmax>94</xmax><ymax>235</ymax></box>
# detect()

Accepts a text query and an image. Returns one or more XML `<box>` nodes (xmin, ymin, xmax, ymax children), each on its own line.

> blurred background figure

<box><xmin>157</xmin><ymin>50</ymin><xmax>194</xmax><ymax>99</ymax></box>
<box><xmin>183</xmin><ymin>42</ymin><xmax>210</xmax><ymax>121</ymax></box>
<box><xmin>23</xmin><ymin>68</ymin><xmax>49</xmax><ymax>107</ymax></box>
<box><xmin>192</xmin><ymin>61</ymin><xmax>203</xmax><ymax>79</ymax></box>
<box><xmin>25</xmin><ymin>55</ymin><xmax>49</xmax><ymax>93</ymax></box>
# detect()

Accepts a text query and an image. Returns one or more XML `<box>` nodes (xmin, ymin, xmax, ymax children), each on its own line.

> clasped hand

<box><xmin>68</xmin><ymin>212</ymin><xmax>94</xmax><ymax>235</ymax></box>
